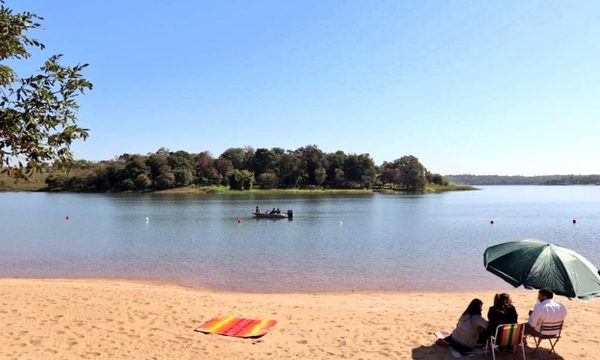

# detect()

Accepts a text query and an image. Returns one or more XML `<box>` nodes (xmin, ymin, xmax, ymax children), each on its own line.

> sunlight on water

<box><xmin>1</xmin><ymin>186</ymin><xmax>599</xmax><ymax>292</ymax></box>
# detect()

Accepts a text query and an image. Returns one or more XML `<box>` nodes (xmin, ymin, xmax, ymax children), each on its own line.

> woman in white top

<box><xmin>436</xmin><ymin>298</ymin><xmax>488</xmax><ymax>355</ymax></box>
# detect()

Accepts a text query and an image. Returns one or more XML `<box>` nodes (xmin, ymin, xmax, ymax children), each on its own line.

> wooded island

<box><xmin>1</xmin><ymin>146</ymin><xmax>471</xmax><ymax>193</ymax></box>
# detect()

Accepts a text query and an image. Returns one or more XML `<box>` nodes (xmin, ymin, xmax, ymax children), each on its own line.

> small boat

<box><xmin>252</xmin><ymin>209</ymin><xmax>293</xmax><ymax>219</ymax></box>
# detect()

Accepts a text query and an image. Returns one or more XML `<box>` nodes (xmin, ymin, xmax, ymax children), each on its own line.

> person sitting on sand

<box><xmin>436</xmin><ymin>298</ymin><xmax>488</xmax><ymax>355</ymax></box>
<box><xmin>479</xmin><ymin>293</ymin><xmax>518</xmax><ymax>344</ymax></box>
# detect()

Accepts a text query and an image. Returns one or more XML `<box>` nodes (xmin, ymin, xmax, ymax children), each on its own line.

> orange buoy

<box><xmin>236</xmin><ymin>218</ymin><xmax>242</xmax><ymax>224</ymax></box>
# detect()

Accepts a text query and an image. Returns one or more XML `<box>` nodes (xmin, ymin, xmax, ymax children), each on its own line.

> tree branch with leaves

<box><xmin>1</xmin><ymin>1</ymin><xmax>92</xmax><ymax>179</ymax></box>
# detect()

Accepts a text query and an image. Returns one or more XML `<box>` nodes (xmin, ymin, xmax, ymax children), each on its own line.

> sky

<box><xmin>7</xmin><ymin>0</ymin><xmax>600</xmax><ymax>175</ymax></box>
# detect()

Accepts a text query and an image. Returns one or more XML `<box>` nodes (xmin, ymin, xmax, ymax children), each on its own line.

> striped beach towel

<box><xmin>195</xmin><ymin>315</ymin><xmax>277</xmax><ymax>338</ymax></box>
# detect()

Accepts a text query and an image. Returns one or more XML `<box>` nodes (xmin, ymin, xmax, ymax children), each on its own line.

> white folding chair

<box><xmin>532</xmin><ymin>320</ymin><xmax>563</xmax><ymax>355</ymax></box>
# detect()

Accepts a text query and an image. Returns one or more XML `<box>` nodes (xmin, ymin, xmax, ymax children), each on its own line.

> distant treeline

<box><xmin>43</xmin><ymin>146</ymin><xmax>448</xmax><ymax>192</ymax></box>
<box><xmin>446</xmin><ymin>174</ymin><xmax>600</xmax><ymax>185</ymax></box>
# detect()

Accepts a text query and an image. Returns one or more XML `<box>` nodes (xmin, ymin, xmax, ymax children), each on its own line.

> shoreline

<box><xmin>1</xmin><ymin>278</ymin><xmax>598</xmax><ymax>359</ymax></box>
<box><xmin>0</xmin><ymin>275</ymin><xmax>512</xmax><ymax>295</ymax></box>
<box><xmin>0</xmin><ymin>184</ymin><xmax>477</xmax><ymax>194</ymax></box>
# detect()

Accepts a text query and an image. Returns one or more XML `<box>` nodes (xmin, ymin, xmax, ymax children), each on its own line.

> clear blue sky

<box><xmin>9</xmin><ymin>0</ymin><xmax>600</xmax><ymax>175</ymax></box>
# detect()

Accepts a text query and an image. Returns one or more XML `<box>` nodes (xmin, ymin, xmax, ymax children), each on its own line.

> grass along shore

<box><xmin>0</xmin><ymin>171</ymin><xmax>48</xmax><ymax>191</ymax></box>
<box><xmin>154</xmin><ymin>184</ymin><xmax>477</xmax><ymax>195</ymax></box>
<box><xmin>154</xmin><ymin>186</ymin><xmax>374</xmax><ymax>195</ymax></box>
<box><xmin>424</xmin><ymin>183</ymin><xmax>478</xmax><ymax>192</ymax></box>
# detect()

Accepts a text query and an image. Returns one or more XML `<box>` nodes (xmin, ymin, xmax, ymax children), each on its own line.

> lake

<box><xmin>1</xmin><ymin>186</ymin><xmax>599</xmax><ymax>292</ymax></box>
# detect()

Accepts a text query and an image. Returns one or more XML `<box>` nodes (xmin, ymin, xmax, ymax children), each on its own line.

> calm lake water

<box><xmin>1</xmin><ymin>186</ymin><xmax>599</xmax><ymax>292</ymax></box>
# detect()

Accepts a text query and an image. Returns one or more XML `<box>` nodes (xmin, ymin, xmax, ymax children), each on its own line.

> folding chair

<box><xmin>532</xmin><ymin>321</ymin><xmax>563</xmax><ymax>355</ymax></box>
<box><xmin>486</xmin><ymin>323</ymin><xmax>526</xmax><ymax>360</ymax></box>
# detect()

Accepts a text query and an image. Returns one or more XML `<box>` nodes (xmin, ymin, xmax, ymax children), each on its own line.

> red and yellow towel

<box><xmin>195</xmin><ymin>315</ymin><xmax>277</xmax><ymax>338</ymax></box>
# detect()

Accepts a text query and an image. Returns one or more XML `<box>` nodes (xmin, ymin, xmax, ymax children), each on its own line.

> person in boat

<box><xmin>436</xmin><ymin>298</ymin><xmax>488</xmax><ymax>355</ymax></box>
<box><xmin>255</xmin><ymin>206</ymin><xmax>260</xmax><ymax>214</ymax></box>
<box><xmin>276</xmin><ymin>208</ymin><xmax>280</xmax><ymax>214</ymax></box>
<box><xmin>271</xmin><ymin>208</ymin><xmax>276</xmax><ymax>214</ymax></box>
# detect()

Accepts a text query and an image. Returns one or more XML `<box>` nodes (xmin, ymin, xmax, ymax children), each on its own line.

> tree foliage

<box><xmin>0</xmin><ymin>1</ymin><xmax>92</xmax><ymax>179</ymax></box>
<box><xmin>42</xmin><ymin>146</ymin><xmax>444</xmax><ymax>193</ymax></box>
<box><xmin>381</xmin><ymin>155</ymin><xmax>428</xmax><ymax>191</ymax></box>
<box><xmin>229</xmin><ymin>169</ymin><xmax>255</xmax><ymax>190</ymax></box>
<box><xmin>446</xmin><ymin>174</ymin><xmax>600</xmax><ymax>186</ymax></box>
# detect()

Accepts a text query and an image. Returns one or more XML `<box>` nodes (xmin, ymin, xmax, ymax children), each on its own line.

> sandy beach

<box><xmin>0</xmin><ymin>279</ymin><xmax>598</xmax><ymax>359</ymax></box>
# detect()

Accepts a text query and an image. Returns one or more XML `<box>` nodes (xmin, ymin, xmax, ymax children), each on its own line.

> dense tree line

<box><xmin>446</xmin><ymin>174</ymin><xmax>600</xmax><ymax>185</ymax></box>
<box><xmin>44</xmin><ymin>146</ymin><xmax>444</xmax><ymax>192</ymax></box>
<box><xmin>540</xmin><ymin>175</ymin><xmax>600</xmax><ymax>185</ymax></box>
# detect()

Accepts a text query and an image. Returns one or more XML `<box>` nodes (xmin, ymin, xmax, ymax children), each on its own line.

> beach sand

<box><xmin>0</xmin><ymin>279</ymin><xmax>598</xmax><ymax>359</ymax></box>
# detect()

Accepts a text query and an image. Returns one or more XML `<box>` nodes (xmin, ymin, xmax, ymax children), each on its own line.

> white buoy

<box><xmin>339</xmin><ymin>220</ymin><xmax>343</xmax><ymax>226</ymax></box>
<box><xmin>145</xmin><ymin>216</ymin><xmax>149</xmax><ymax>223</ymax></box>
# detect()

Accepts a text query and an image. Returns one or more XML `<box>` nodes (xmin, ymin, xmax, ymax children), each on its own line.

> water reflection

<box><xmin>0</xmin><ymin>186</ymin><xmax>599</xmax><ymax>292</ymax></box>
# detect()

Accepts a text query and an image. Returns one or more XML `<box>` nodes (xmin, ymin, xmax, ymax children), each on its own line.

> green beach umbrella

<box><xmin>484</xmin><ymin>239</ymin><xmax>600</xmax><ymax>300</ymax></box>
